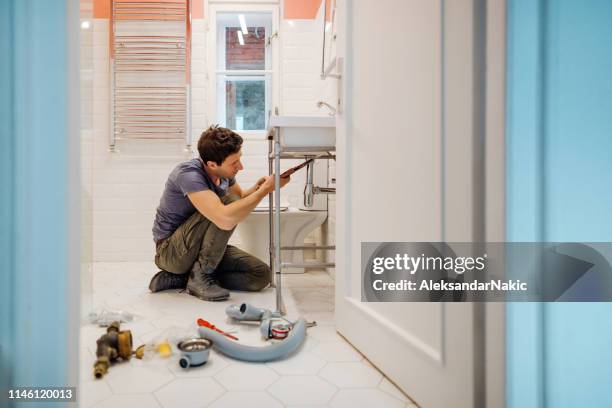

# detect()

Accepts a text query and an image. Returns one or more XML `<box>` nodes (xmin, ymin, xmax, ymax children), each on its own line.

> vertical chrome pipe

<box><xmin>304</xmin><ymin>159</ymin><xmax>315</xmax><ymax>207</ymax></box>
<box><xmin>273</xmin><ymin>127</ymin><xmax>285</xmax><ymax>315</ymax></box>
<box><xmin>268</xmin><ymin>132</ymin><xmax>274</xmax><ymax>287</ymax></box>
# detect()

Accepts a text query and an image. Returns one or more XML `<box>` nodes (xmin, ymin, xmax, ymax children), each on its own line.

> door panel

<box><xmin>335</xmin><ymin>1</ymin><xmax>491</xmax><ymax>407</ymax></box>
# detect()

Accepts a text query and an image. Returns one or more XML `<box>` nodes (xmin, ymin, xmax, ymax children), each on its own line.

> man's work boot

<box><xmin>149</xmin><ymin>270</ymin><xmax>189</xmax><ymax>293</ymax></box>
<box><xmin>186</xmin><ymin>266</ymin><xmax>229</xmax><ymax>301</ymax></box>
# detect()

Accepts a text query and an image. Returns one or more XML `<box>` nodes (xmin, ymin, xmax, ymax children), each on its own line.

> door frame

<box><xmin>0</xmin><ymin>0</ymin><xmax>81</xmax><ymax>400</ymax></box>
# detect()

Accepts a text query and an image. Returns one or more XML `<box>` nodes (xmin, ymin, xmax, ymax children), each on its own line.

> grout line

<box><xmin>151</xmin><ymin>391</ymin><xmax>164</xmax><ymax>408</ymax></box>
<box><xmin>203</xmin><ymin>378</ymin><xmax>228</xmax><ymax>407</ymax></box>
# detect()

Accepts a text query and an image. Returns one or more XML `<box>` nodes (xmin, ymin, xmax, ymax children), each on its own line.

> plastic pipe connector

<box><xmin>198</xmin><ymin>318</ymin><xmax>307</xmax><ymax>362</ymax></box>
<box><xmin>226</xmin><ymin>303</ymin><xmax>267</xmax><ymax>321</ymax></box>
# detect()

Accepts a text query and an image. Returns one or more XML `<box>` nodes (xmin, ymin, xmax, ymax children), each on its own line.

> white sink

<box><xmin>268</xmin><ymin>115</ymin><xmax>336</xmax><ymax>150</ymax></box>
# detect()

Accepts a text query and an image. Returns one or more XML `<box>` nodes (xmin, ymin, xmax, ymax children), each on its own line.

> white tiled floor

<box><xmin>80</xmin><ymin>262</ymin><xmax>416</xmax><ymax>408</ymax></box>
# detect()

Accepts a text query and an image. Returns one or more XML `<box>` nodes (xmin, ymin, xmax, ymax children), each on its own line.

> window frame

<box><xmin>207</xmin><ymin>3</ymin><xmax>280</xmax><ymax>138</ymax></box>
<box><xmin>217</xmin><ymin>74</ymin><xmax>271</xmax><ymax>131</ymax></box>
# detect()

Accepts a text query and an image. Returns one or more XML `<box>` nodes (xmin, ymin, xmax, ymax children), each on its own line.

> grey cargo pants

<box><xmin>154</xmin><ymin>193</ymin><xmax>270</xmax><ymax>291</ymax></box>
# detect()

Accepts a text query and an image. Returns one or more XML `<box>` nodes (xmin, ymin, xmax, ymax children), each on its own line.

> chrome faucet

<box><xmin>316</xmin><ymin>101</ymin><xmax>337</xmax><ymax>116</ymax></box>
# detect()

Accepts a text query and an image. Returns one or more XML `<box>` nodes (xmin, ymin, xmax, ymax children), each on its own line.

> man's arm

<box><xmin>188</xmin><ymin>175</ymin><xmax>288</xmax><ymax>230</ymax></box>
<box><xmin>228</xmin><ymin>182</ymin><xmax>243</xmax><ymax>198</ymax></box>
<box><xmin>229</xmin><ymin>177</ymin><xmax>266</xmax><ymax>198</ymax></box>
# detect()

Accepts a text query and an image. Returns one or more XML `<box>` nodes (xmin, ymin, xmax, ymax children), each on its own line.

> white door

<box><xmin>334</xmin><ymin>1</ymin><xmax>505</xmax><ymax>407</ymax></box>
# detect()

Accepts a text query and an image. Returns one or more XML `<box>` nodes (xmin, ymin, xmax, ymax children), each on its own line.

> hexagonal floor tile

<box><xmin>302</xmin><ymin>310</ymin><xmax>335</xmax><ymax>326</ymax></box>
<box><xmin>378</xmin><ymin>377</ymin><xmax>410</xmax><ymax>403</ymax></box>
<box><xmin>105</xmin><ymin>361</ymin><xmax>174</xmax><ymax>394</ymax></box>
<box><xmin>307</xmin><ymin>324</ymin><xmax>342</xmax><ymax>342</ymax></box>
<box><xmin>79</xmin><ymin>379</ymin><xmax>112</xmax><ymax>408</ymax></box>
<box><xmin>330</xmin><ymin>389</ymin><xmax>405</xmax><ymax>408</ymax></box>
<box><xmin>311</xmin><ymin>340</ymin><xmax>363</xmax><ymax>362</ymax></box>
<box><xmin>209</xmin><ymin>391</ymin><xmax>283</xmax><ymax>408</ymax></box>
<box><xmin>93</xmin><ymin>394</ymin><xmax>161</xmax><ymax>408</ymax></box>
<box><xmin>154</xmin><ymin>377</ymin><xmax>225</xmax><ymax>408</ymax></box>
<box><xmin>268</xmin><ymin>376</ymin><xmax>337</xmax><ymax>405</ymax></box>
<box><xmin>121</xmin><ymin>320</ymin><xmax>157</xmax><ymax>337</ymax></box>
<box><xmin>214</xmin><ymin>362</ymin><xmax>279</xmax><ymax>391</ymax></box>
<box><xmin>266</xmin><ymin>350</ymin><xmax>326</xmax><ymax>375</ymax></box>
<box><xmin>319</xmin><ymin>361</ymin><xmax>383</xmax><ymax>388</ymax></box>
<box><xmin>290</xmin><ymin>288</ymin><xmax>331</xmax><ymax>304</ymax></box>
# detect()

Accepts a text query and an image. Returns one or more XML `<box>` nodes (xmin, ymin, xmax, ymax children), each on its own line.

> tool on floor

<box><xmin>280</xmin><ymin>158</ymin><xmax>314</xmax><ymax>178</ymax></box>
<box><xmin>177</xmin><ymin>338</ymin><xmax>212</xmax><ymax>369</ymax></box>
<box><xmin>197</xmin><ymin>318</ymin><xmax>239</xmax><ymax>341</ymax></box>
<box><xmin>93</xmin><ymin>321</ymin><xmax>141</xmax><ymax>379</ymax></box>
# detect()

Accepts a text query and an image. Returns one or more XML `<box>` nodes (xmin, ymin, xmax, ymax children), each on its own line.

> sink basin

<box><xmin>268</xmin><ymin>115</ymin><xmax>335</xmax><ymax>151</ymax></box>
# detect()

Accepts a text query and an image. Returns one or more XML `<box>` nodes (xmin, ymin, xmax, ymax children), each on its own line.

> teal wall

<box><xmin>0</xmin><ymin>1</ymin><xmax>79</xmax><ymax>406</ymax></box>
<box><xmin>507</xmin><ymin>0</ymin><xmax>612</xmax><ymax>407</ymax></box>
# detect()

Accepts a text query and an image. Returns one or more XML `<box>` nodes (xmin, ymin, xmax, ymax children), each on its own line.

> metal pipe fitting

<box><xmin>316</xmin><ymin>101</ymin><xmax>337</xmax><ymax>116</ymax></box>
<box><xmin>93</xmin><ymin>321</ymin><xmax>134</xmax><ymax>379</ymax></box>
<box><xmin>178</xmin><ymin>338</ymin><xmax>211</xmax><ymax>369</ymax></box>
<box><xmin>313</xmin><ymin>186</ymin><xmax>336</xmax><ymax>194</ymax></box>
<box><xmin>304</xmin><ymin>160</ymin><xmax>315</xmax><ymax>208</ymax></box>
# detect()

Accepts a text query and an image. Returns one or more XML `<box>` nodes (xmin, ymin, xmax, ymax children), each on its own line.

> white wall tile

<box><xmin>88</xmin><ymin>13</ymin><xmax>335</xmax><ymax>262</ymax></box>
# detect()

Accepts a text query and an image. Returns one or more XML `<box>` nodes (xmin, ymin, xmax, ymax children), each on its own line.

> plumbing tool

<box><xmin>280</xmin><ymin>158</ymin><xmax>314</xmax><ymax>178</ymax></box>
<box><xmin>93</xmin><ymin>321</ymin><xmax>141</xmax><ymax>379</ymax></box>
<box><xmin>197</xmin><ymin>318</ymin><xmax>239</xmax><ymax>341</ymax></box>
<box><xmin>177</xmin><ymin>338</ymin><xmax>212</xmax><ymax>369</ymax></box>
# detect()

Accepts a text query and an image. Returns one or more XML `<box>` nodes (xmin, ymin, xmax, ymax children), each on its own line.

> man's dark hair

<box><xmin>197</xmin><ymin>125</ymin><xmax>243</xmax><ymax>165</ymax></box>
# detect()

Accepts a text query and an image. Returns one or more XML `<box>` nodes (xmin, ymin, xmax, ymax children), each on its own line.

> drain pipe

<box><xmin>226</xmin><ymin>303</ymin><xmax>280</xmax><ymax>340</ymax></box>
<box><xmin>304</xmin><ymin>159</ymin><xmax>315</xmax><ymax>208</ymax></box>
<box><xmin>226</xmin><ymin>303</ymin><xmax>278</xmax><ymax>321</ymax></box>
<box><xmin>198</xmin><ymin>318</ymin><xmax>308</xmax><ymax>362</ymax></box>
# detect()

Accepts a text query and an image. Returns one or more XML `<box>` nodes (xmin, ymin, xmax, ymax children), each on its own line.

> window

<box><xmin>215</xmin><ymin>12</ymin><xmax>273</xmax><ymax>132</ymax></box>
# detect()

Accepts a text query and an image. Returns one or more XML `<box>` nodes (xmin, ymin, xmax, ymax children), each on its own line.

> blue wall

<box><xmin>0</xmin><ymin>1</ymin><xmax>78</xmax><ymax>406</ymax></box>
<box><xmin>507</xmin><ymin>0</ymin><xmax>612</xmax><ymax>407</ymax></box>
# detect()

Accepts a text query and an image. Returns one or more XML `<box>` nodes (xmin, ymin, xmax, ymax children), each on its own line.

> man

<box><xmin>149</xmin><ymin>125</ymin><xmax>290</xmax><ymax>301</ymax></box>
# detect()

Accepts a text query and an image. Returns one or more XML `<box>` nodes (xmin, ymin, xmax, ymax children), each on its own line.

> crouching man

<box><xmin>148</xmin><ymin>125</ymin><xmax>290</xmax><ymax>301</ymax></box>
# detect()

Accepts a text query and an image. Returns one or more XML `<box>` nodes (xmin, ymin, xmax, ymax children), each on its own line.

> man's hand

<box><xmin>255</xmin><ymin>176</ymin><xmax>267</xmax><ymax>188</ymax></box>
<box><xmin>259</xmin><ymin>175</ymin><xmax>290</xmax><ymax>194</ymax></box>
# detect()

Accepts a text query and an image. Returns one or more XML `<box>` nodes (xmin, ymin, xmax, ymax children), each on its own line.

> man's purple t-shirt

<box><xmin>152</xmin><ymin>158</ymin><xmax>235</xmax><ymax>243</ymax></box>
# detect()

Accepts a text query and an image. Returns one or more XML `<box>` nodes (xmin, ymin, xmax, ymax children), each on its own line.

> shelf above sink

<box><xmin>268</xmin><ymin>115</ymin><xmax>336</xmax><ymax>152</ymax></box>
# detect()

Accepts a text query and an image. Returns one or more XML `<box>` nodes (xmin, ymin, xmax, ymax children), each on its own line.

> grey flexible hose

<box><xmin>198</xmin><ymin>318</ymin><xmax>307</xmax><ymax>362</ymax></box>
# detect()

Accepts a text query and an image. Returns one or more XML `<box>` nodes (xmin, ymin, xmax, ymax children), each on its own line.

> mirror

<box><xmin>321</xmin><ymin>0</ymin><xmax>337</xmax><ymax>77</ymax></box>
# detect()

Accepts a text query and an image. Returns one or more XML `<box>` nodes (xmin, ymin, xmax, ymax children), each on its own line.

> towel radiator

<box><xmin>110</xmin><ymin>0</ymin><xmax>191</xmax><ymax>150</ymax></box>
